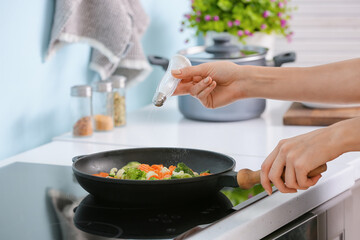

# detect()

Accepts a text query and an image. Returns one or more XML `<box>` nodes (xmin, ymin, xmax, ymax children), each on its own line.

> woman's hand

<box><xmin>260</xmin><ymin>118</ymin><xmax>358</xmax><ymax>195</ymax></box>
<box><xmin>171</xmin><ymin>61</ymin><xmax>247</xmax><ymax>108</ymax></box>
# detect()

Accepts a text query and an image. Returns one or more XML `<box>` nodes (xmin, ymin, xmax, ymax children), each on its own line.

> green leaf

<box><xmin>217</xmin><ymin>0</ymin><xmax>233</xmax><ymax>11</ymax></box>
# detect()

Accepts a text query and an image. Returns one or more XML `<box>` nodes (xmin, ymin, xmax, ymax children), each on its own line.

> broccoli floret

<box><xmin>174</xmin><ymin>162</ymin><xmax>194</xmax><ymax>176</ymax></box>
<box><xmin>122</xmin><ymin>161</ymin><xmax>141</xmax><ymax>170</ymax></box>
<box><xmin>123</xmin><ymin>168</ymin><xmax>146</xmax><ymax>180</ymax></box>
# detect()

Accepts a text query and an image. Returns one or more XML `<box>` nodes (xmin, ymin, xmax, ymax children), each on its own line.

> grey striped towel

<box><xmin>47</xmin><ymin>0</ymin><xmax>152</xmax><ymax>87</ymax></box>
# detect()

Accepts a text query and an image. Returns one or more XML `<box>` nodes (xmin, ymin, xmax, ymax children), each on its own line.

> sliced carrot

<box><xmin>169</xmin><ymin>165</ymin><xmax>176</xmax><ymax>173</ymax></box>
<box><xmin>138</xmin><ymin>164</ymin><xmax>155</xmax><ymax>173</ymax></box>
<box><xmin>93</xmin><ymin>172</ymin><xmax>109</xmax><ymax>178</ymax></box>
<box><xmin>99</xmin><ymin>172</ymin><xmax>109</xmax><ymax>177</ymax></box>
<box><xmin>163</xmin><ymin>174</ymin><xmax>171</xmax><ymax>179</ymax></box>
<box><xmin>147</xmin><ymin>174</ymin><xmax>160</xmax><ymax>180</ymax></box>
<box><xmin>151</xmin><ymin>164</ymin><xmax>163</xmax><ymax>170</ymax></box>
<box><xmin>200</xmin><ymin>172</ymin><xmax>211</xmax><ymax>176</ymax></box>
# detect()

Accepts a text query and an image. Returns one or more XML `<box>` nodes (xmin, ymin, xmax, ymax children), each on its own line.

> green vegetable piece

<box><xmin>174</xmin><ymin>162</ymin><xmax>194</xmax><ymax>176</ymax></box>
<box><xmin>109</xmin><ymin>168</ymin><xmax>118</xmax><ymax>177</ymax></box>
<box><xmin>149</xmin><ymin>177</ymin><xmax>159</xmax><ymax>180</ymax></box>
<box><xmin>200</xmin><ymin>170</ymin><xmax>210</xmax><ymax>174</ymax></box>
<box><xmin>171</xmin><ymin>170</ymin><xmax>192</xmax><ymax>179</ymax></box>
<box><xmin>123</xmin><ymin>168</ymin><xmax>146</xmax><ymax>180</ymax></box>
<box><xmin>122</xmin><ymin>161</ymin><xmax>141</xmax><ymax>170</ymax></box>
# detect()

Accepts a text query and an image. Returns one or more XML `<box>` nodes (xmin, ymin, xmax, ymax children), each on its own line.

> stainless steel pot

<box><xmin>149</xmin><ymin>36</ymin><xmax>296</xmax><ymax>122</ymax></box>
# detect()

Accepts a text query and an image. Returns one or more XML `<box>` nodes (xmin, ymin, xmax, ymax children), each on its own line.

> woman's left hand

<box><xmin>260</xmin><ymin>123</ymin><xmax>347</xmax><ymax>195</ymax></box>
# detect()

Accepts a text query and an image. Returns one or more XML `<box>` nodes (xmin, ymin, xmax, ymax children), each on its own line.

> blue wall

<box><xmin>0</xmin><ymin>0</ymin><xmax>193</xmax><ymax>160</ymax></box>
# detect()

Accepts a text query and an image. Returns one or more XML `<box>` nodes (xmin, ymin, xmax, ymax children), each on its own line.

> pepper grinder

<box><xmin>152</xmin><ymin>54</ymin><xmax>191</xmax><ymax>107</ymax></box>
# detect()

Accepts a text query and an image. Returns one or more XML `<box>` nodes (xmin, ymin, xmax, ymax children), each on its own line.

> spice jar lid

<box><xmin>71</xmin><ymin>85</ymin><xmax>92</xmax><ymax>97</ymax></box>
<box><xmin>109</xmin><ymin>75</ymin><xmax>126</xmax><ymax>89</ymax></box>
<box><xmin>93</xmin><ymin>81</ymin><xmax>112</xmax><ymax>92</ymax></box>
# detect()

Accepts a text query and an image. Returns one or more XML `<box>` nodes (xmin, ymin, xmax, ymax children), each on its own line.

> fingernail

<box><xmin>203</xmin><ymin>77</ymin><xmax>210</xmax><ymax>83</ymax></box>
<box><xmin>172</xmin><ymin>69</ymin><xmax>181</xmax><ymax>75</ymax></box>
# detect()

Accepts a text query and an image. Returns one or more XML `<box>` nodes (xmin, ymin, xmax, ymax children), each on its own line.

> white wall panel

<box><xmin>275</xmin><ymin>0</ymin><xmax>360</xmax><ymax>67</ymax></box>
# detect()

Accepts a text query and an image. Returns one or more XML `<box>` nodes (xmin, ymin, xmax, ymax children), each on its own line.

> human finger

<box><xmin>178</xmin><ymin>75</ymin><xmax>203</xmax><ymax>83</ymax></box>
<box><xmin>173</xmin><ymin>82</ymin><xmax>197</xmax><ymax>96</ymax></box>
<box><xmin>173</xmin><ymin>76</ymin><xmax>207</xmax><ymax>96</ymax></box>
<box><xmin>296</xmin><ymin>166</ymin><xmax>322</xmax><ymax>189</ymax></box>
<box><xmin>197</xmin><ymin>81</ymin><xmax>217</xmax><ymax>107</ymax></box>
<box><xmin>189</xmin><ymin>77</ymin><xmax>213</xmax><ymax>98</ymax></box>
<box><xmin>261</xmin><ymin>146</ymin><xmax>281</xmax><ymax>195</ymax></box>
<box><xmin>268</xmin><ymin>153</ymin><xmax>297</xmax><ymax>193</ymax></box>
<box><xmin>283</xmin><ymin>163</ymin><xmax>300</xmax><ymax>189</ymax></box>
<box><xmin>171</xmin><ymin>64</ymin><xmax>209</xmax><ymax>79</ymax></box>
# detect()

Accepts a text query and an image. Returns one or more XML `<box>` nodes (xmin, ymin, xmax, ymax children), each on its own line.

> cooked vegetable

<box><xmin>92</xmin><ymin>162</ymin><xmax>211</xmax><ymax>180</ymax></box>
<box><xmin>174</xmin><ymin>162</ymin><xmax>194</xmax><ymax>176</ymax></box>
<box><xmin>123</xmin><ymin>161</ymin><xmax>141</xmax><ymax>169</ymax></box>
<box><xmin>109</xmin><ymin>168</ymin><xmax>117</xmax><ymax>177</ymax></box>
<box><xmin>123</xmin><ymin>167</ymin><xmax>146</xmax><ymax>180</ymax></box>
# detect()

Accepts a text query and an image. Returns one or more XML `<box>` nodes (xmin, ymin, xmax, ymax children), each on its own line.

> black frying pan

<box><xmin>72</xmin><ymin>147</ymin><xmax>327</xmax><ymax>206</ymax></box>
<box><xmin>72</xmin><ymin>147</ymin><xmax>240</xmax><ymax>206</ymax></box>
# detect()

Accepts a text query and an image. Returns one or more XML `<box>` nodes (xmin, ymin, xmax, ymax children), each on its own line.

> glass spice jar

<box><xmin>92</xmin><ymin>81</ymin><xmax>114</xmax><ymax>131</ymax></box>
<box><xmin>109</xmin><ymin>75</ymin><xmax>126</xmax><ymax>127</ymax></box>
<box><xmin>70</xmin><ymin>85</ymin><xmax>93</xmax><ymax>137</ymax></box>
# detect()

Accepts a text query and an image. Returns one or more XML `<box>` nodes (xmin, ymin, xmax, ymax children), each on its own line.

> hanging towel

<box><xmin>47</xmin><ymin>0</ymin><xmax>152</xmax><ymax>87</ymax></box>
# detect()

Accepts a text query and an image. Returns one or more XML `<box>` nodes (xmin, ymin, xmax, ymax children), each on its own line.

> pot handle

<box><xmin>148</xmin><ymin>55</ymin><xmax>169</xmax><ymax>71</ymax></box>
<box><xmin>72</xmin><ymin>155</ymin><xmax>86</xmax><ymax>163</ymax></box>
<box><xmin>273</xmin><ymin>52</ymin><xmax>296</xmax><ymax>67</ymax></box>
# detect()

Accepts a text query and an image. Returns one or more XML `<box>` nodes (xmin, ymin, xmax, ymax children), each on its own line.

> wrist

<box><xmin>328</xmin><ymin>118</ymin><xmax>360</xmax><ymax>155</ymax></box>
<box><xmin>238</xmin><ymin>65</ymin><xmax>277</xmax><ymax>99</ymax></box>
<box><xmin>235</xmin><ymin>65</ymin><xmax>258</xmax><ymax>99</ymax></box>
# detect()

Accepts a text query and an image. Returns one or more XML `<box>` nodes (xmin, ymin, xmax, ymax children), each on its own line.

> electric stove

<box><xmin>0</xmin><ymin>162</ymin><xmax>268</xmax><ymax>240</ymax></box>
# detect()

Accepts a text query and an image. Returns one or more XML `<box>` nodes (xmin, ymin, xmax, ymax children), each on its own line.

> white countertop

<box><xmin>3</xmin><ymin>97</ymin><xmax>360</xmax><ymax>239</ymax></box>
<box><xmin>55</xmin><ymin>99</ymin><xmax>321</xmax><ymax>158</ymax></box>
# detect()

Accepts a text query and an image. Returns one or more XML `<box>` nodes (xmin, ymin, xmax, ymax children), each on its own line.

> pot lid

<box><xmin>178</xmin><ymin>36</ymin><xmax>268</xmax><ymax>62</ymax></box>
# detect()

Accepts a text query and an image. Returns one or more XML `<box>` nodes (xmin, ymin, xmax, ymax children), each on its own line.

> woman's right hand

<box><xmin>171</xmin><ymin>61</ymin><xmax>247</xmax><ymax>109</ymax></box>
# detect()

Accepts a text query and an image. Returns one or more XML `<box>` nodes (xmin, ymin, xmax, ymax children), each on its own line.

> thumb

<box><xmin>171</xmin><ymin>64</ymin><xmax>208</xmax><ymax>79</ymax></box>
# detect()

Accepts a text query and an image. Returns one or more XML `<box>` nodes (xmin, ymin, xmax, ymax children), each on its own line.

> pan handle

<box><xmin>273</xmin><ymin>52</ymin><xmax>296</xmax><ymax>67</ymax></box>
<box><xmin>148</xmin><ymin>55</ymin><xmax>169</xmax><ymax>71</ymax></box>
<box><xmin>236</xmin><ymin>164</ymin><xmax>327</xmax><ymax>190</ymax></box>
<box><xmin>217</xmin><ymin>171</ymin><xmax>239</xmax><ymax>188</ymax></box>
<box><xmin>72</xmin><ymin>155</ymin><xmax>87</xmax><ymax>163</ymax></box>
<box><xmin>218</xmin><ymin>164</ymin><xmax>327</xmax><ymax>189</ymax></box>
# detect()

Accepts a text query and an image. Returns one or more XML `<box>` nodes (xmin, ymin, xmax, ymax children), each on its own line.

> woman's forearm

<box><xmin>330</xmin><ymin>117</ymin><xmax>360</xmax><ymax>154</ymax></box>
<box><xmin>243</xmin><ymin>58</ymin><xmax>360</xmax><ymax>103</ymax></box>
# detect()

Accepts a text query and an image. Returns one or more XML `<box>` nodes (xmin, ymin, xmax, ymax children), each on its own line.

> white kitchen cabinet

<box><xmin>262</xmin><ymin>179</ymin><xmax>360</xmax><ymax>240</ymax></box>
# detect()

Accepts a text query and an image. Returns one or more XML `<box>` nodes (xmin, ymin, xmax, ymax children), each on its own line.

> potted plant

<box><xmin>181</xmin><ymin>0</ymin><xmax>296</xmax><ymax>59</ymax></box>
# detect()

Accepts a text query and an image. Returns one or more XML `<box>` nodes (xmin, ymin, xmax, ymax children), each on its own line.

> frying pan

<box><xmin>72</xmin><ymin>147</ymin><xmax>326</xmax><ymax>206</ymax></box>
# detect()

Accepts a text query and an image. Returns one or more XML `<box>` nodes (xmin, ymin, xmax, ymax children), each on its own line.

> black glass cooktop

<box><xmin>0</xmin><ymin>162</ymin><xmax>267</xmax><ymax>240</ymax></box>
